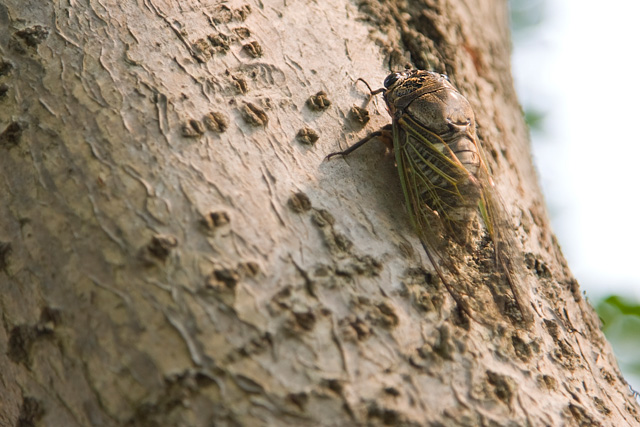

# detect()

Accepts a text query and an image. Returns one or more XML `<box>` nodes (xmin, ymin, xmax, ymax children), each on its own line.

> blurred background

<box><xmin>509</xmin><ymin>0</ymin><xmax>640</xmax><ymax>392</ymax></box>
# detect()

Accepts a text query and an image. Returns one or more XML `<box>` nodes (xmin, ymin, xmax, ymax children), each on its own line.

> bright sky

<box><xmin>512</xmin><ymin>0</ymin><xmax>640</xmax><ymax>301</ymax></box>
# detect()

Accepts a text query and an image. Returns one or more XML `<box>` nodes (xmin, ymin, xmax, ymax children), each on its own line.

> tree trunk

<box><xmin>1</xmin><ymin>0</ymin><xmax>637</xmax><ymax>426</ymax></box>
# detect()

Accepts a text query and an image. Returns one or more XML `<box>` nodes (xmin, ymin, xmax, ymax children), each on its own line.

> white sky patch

<box><xmin>512</xmin><ymin>0</ymin><xmax>640</xmax><ymax>301</ymax></box>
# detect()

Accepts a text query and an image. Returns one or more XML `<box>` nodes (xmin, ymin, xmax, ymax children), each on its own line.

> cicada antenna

<box><xmin>356</xmin><ymin>78</ymin><xmax>385</xmax><ymax>96</ymax></box>
<box><xmin>355</xmin><ymin>78</ymin><xmax>385</xmax><ymax>109</ymax></box>
<box><xmin>356</xmin><ymin>78</ymin><xmax>373</xmax><ymax>93</ymax></box>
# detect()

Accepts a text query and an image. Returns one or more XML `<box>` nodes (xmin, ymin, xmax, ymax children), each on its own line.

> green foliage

<box><xmin>596</xmin><ymin>295</ymin><xmax>640</xmax><ymax>379</ymax></box>
<box><xmin>508</xmin><ymin>0</ymin><xmax>548</xmax><ymax>134</ymax></box>
<box><xmin>598</xmin><ymin>295</ymin><xmax>640</xmax><ymax>324</ymax></box>
<box><xmin>523</xmin><ymin>108</ymin><xmax>546</xmax><ymax>133</ymax></box>
<box><xmin>509</xmin><ymin>0</ymin><xmax>546</xmax><ymax>36</ymax></box>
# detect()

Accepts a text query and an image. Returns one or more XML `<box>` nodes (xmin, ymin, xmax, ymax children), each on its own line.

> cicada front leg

<box><xmin>325</xmin><ymin>124</ymin><xmax>393</xmax><ymax>160</ymax></box>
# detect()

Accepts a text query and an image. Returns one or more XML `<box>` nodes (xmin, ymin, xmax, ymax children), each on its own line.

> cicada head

<box><xmin>383</xmin><ymin>70</ymin><xmax>476</xmax><ymax>141</ymax></box>
<box><xmin>382</xmin><ymin>70</ymin><xmax>454</xmax><ymax>115</ymax></box>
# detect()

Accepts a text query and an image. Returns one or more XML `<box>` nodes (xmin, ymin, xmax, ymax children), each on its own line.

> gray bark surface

<box><xmin>1</xmin><ymin>0</ymin><xmax>638</xmax><ymax>425</ymax></box>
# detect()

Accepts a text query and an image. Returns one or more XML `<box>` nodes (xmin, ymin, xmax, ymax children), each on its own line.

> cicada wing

<box><xmin>459</xmin><ymin>134</ymin><xmax>534</xmax><ymax>326</ymax></box>
<box><xmin>478</xmin><ymin>178</ymin><xmax>535</xmax><ymax>326</ymax></box>
<box><xmin>393</xmin><ymin>118</ymin><xmax>495</xmax><ymax>323</ymax></box>
<box><xmin>444</xmin><ymin>127</ymin><xmax>534</xmax><ymax>326</ymax></box>
<box><xmin>396</xmin><ymin>115</ymin><xmax>478</xmax><ymax>238</ymax></box>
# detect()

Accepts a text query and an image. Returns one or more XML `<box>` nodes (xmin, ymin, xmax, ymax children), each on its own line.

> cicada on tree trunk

<box><xmin>328</xmin><ymin>70</ymin><xmax>534</xmax><ymax>326</ymax></box>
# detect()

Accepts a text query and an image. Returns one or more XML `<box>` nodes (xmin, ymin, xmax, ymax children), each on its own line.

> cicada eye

<box><xmin>384</xmin><ymin>72</ymin><xmax>403</xmax><ymax>88</ymax></box>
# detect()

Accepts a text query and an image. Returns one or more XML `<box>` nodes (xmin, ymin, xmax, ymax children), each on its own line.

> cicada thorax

<box><xmin>385</xmin><ymin>71</ymin><xmax>485</xmax><ymax>243</ymax></box>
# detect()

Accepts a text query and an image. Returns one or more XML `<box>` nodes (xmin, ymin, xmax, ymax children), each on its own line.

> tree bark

<box><xmin>0</xmin><ymin>0</ymin><xmax>637</xmax><ymax>426</ymax></box>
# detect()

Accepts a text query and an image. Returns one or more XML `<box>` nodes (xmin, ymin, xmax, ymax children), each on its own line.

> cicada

<box><xmin>328</xmin><ymin>70</ymin><xmax>533</xmax><ymax>326</ymax></box>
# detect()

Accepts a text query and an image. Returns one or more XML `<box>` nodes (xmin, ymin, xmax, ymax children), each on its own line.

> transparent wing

<box><xmin>468</xmin><ymin>136</ymin><xmax>534</xmax><ymax>325</ymax></box>
<box><xmin>393</xmin><ymin>115</ymin><xmax>533</xmax><ymax>325</ymax></box>
<box><xmin>395</xmin><ymin>114</ymin><xmax>475</xmax><ymax>240</ymax></box>
<box><xmin>393</xmin><ymin>117</ymin><xmax>486</xmax><ymax>322</ymax></box>
<box><xmin>478</xmin><ymin>174</ymin><xmax>535</xmax><ymax>325</ymax></box>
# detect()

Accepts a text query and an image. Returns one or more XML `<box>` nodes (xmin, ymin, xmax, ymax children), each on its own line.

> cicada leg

<box><xmin>325</xmin><ymin>124</ymin><xmax>393</xmax><ymax>160</ymax></box>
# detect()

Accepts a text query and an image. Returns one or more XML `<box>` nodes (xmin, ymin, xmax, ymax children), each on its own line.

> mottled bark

<box><xmin>0</xmin><ymin>0</ymin><xmax>637</xmax><ymax>426</ymax></box>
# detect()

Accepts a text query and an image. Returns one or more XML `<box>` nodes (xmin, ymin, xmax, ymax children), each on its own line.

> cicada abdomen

<box><xmin>328</xmin><ymin>70</ymin><xmax>533</xmax><ymax>326</ymax></box>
